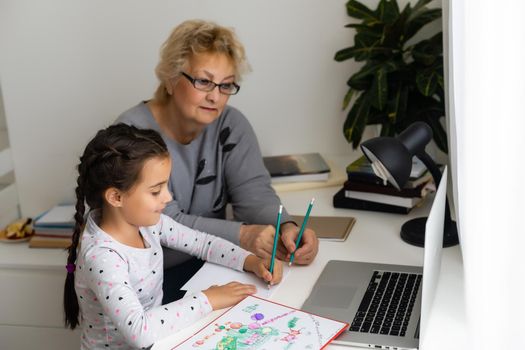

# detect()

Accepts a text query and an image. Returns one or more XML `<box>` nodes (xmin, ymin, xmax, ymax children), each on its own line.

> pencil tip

<box><xmin>288</xmin><ymin>262</ymin><xmax>292</xmax><ymax>266</ymax></box>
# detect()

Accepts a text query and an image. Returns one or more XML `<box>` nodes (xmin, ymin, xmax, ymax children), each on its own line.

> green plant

<box><xmin>336</xmin><ymin>0</ymin><xmax>448</xmax><ymax>153</ymax></box>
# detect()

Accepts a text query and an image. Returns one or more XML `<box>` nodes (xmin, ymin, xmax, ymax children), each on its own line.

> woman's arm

<box><xmin>221</xmin><ymin>110</ymin><xmax>293</xmax><ymax>226</ymax></box>
<box><xmin>220</xmin><ymin>110</ymin><xmax>319</xmax><ymax>263</ymax></box>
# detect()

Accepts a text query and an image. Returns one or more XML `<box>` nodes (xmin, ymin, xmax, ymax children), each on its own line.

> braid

<box><xmin>63</xmin><ymin>169</ymin><xmax>87</xmax><ymax>329</ymax></box>
<box><xmin>69</xmin><ymin>172</ymin><xmax>86</xmax><ymax>263</ymax></box>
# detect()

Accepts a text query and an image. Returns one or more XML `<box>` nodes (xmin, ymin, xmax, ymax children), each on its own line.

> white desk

<box><xmin>153</xmin><ymin>186</ymin><xmax>466</xmax><ymax>350</ymax></box>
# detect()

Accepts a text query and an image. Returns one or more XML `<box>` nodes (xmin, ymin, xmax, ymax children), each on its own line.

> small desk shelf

<box><xmin>0</xmin><ymin>242</ymin><xmax>81</xmax><ymax>348</ymax></box>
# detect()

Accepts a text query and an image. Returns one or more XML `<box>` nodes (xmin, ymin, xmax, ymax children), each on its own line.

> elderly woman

<box><xmin>117</xmin><ymin>20</ymin><xmax>318</xmax><ymax>301</ymax></box>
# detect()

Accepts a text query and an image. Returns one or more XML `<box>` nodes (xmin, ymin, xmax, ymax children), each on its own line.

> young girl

<box><xmin>63</xmin><ymin>124</ymin><xmax>283</xmax><ymax>349</ymax></box>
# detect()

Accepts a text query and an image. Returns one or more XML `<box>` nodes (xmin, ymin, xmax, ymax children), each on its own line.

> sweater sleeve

<box><xmin>157</xmin><ymin>214</ymin><xmax>251</xmax><ymax>272</ymax></box>
<box><xmin>83</xmin><ymin>246</ymin><xmax>213</xmax><ymax>349</ymax></box>
<box><xmin>222</xmin><ymin>111</ymin><xmax>293</xmax><ymax>225</ymax></box>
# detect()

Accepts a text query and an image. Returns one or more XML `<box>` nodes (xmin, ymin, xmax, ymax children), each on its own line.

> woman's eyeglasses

<box><xmin>181</xmin><ymin>72</ymin><xmax>240</xmax><ymax>95</ymax></box>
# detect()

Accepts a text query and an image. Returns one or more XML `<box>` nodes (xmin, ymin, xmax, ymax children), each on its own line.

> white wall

<box><xmin>0</xmin><ymin>0</ymin><xmax>441</xmax><ymax>216</ymax></box>
<box><xmin>0</xmin><ymin>85</ymin><xmax>6</xmax><ymax>131</ymax></box>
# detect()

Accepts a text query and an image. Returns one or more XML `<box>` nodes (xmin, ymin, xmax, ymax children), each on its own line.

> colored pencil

<box><xmin>289</xmin><ymin>198</ymin><xmax>315</xmax><ymax>266</ymax></box>
<box><xmin>268</xmin><ymin>204</ymin><xmax>283</xmax><ymax>288</ymax></box>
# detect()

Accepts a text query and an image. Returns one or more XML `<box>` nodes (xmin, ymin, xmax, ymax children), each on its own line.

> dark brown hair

<box><xmin>63</xmin><ymin>123</ymin><xmax>169</xmax><ymax>329</ymax></box>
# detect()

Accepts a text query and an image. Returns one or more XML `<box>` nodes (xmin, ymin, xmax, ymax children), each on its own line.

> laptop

<box><xmin>302</xmin><ymin>168</ymin><xmax>448</xmax><ymax>350</ymax></box>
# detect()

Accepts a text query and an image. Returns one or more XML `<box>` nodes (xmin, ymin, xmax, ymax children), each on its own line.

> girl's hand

<box><xmin>202</xmin><ymin>282</ymin><xmax>256</xmax><ymax>310</ymax></box>
<box><xmin>244</xmin><ymin>254</ymin><xmax>283</xmax><ymax>286</ymax></box>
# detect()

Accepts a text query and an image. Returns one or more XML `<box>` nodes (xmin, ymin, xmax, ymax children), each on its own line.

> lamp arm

<box><xmin>415</xmin><ymin>151</ymin><xmax>453</xmax><ymax>227</ymax></box>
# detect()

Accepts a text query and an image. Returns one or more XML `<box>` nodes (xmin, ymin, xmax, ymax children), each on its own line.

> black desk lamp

<box><xmin>360</xmin><ymin>122</ymin><xmax>459</xmax><ymax>247</ymax></box>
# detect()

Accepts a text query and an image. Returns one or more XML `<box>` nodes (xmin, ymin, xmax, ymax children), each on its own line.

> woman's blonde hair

<box><xmin>154</xmin><ymin>20</ymin><xmax>250</xmax><ymax>103</ymax></box>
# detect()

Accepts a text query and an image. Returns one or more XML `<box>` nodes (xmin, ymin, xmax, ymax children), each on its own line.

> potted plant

<box><xmin>335</xmin><ymin>0</ymin><xmax>448</xmax><ymax>153</ymax></box>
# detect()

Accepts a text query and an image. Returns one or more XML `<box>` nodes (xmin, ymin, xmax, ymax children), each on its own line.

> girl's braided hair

<box><xmin>63</xmin><ymin>123</ymin><xmax>168</xmax><ymax>329</ymax></box>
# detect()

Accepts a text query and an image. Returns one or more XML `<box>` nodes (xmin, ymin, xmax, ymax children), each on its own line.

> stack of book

<box><xmin>333</xmin><ymin>156</ymin><xmax>434</xmax><ymax>214</ymax></box>
<box><xmin>29</xmin><ymin>204</ymin><xmax>75</xmax><ymax>248</ymax></box>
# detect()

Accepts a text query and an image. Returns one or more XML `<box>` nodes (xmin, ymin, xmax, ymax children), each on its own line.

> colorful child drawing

<box><xmin>215</xmin><ymin>312</ymin><xmax>280</xmax><ymax>349</ymax></box>
<box><xmin>176</xmin><ymin>296</ymin><xmax>347</xmax><ymax>350</ymax></box>
<box><xmin>280</xmin><ymin>317</ymin><xmax>305</xmax><ymax>343</ymax></box>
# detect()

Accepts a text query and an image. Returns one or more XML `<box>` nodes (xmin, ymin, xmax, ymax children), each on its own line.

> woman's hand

<box><xmin>243</xmin><ymin>254</ymin><xmax>283</xmax><ymax>286</ymax></box>
<box><xmin>202</xmin><ymin>282</ymin><xmax>257</xmax><ymax>310</ymax></box>
<box><xmin>239</xmin><ymin>224</ymin><xmax>288</xmax><ymax>259</ymax></box>
<box><xmin>239</xmin><ymin>223</ymin><xmax>319</xmax><ymax>264</ymax></box>
<box><xmin>280</xmin><ymin>222</ymin><xmax>319</xmax><ymax>265</ymax></box>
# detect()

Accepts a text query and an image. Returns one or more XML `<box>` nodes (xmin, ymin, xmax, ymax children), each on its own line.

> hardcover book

<box><xmin>344</xmin><ymin>190</ymin><xmax>424</xmax><ymax>208</ymax></box>
<box><xmin>33</xmin><ymin>204</ymin><xmax>75</xmax><ymax>228</ymax></box>
<box><xmin>29</xmin><ymin>235</ymin><xmax>71</xmax><ymax>249</ymax></box>
<box><xmin>34</xmin><ymin>226</ymin><xmax>73</xmax><ymax>237</ymax></box>
<box><xmin>347</xmin><ymin>171</ymin><xmax>432</xmax><ymax>189</ymax></box>
<box><xmin>333</xmin><ymin>188</ymin><xmax>412</xmax><ymax>214</ymax></box>
<box><xmin>343</xmin><ymin>179</ymin><xmax>433</xmax><ymax>198</ymax></box>
<box><xmin>263</xmin><ymin>153</ymin><xmax>330</xmax><ymax>183</ymax></box>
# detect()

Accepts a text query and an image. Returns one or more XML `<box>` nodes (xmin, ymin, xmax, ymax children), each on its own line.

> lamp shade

<box><xmin>360</xmin><ymin>122</ymin><xmax>433</xmax><ymax>190</ymax></box>
<box><xmin>360</xmin><ymin>138</ymin><xmax>412</xmax><ymax>190</ymax></box>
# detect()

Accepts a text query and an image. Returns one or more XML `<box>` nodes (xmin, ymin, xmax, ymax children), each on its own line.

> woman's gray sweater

<box><xmin>116</xmin><ymin>102</ymin><xmax>291</xmax><ymax>267</ymax></box>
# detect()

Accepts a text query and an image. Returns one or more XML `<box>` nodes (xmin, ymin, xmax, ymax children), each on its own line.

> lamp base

<box><xmin>400</xmin><ymin>217</ymin><xmax>459</xmax><ymax>248</ymax></box>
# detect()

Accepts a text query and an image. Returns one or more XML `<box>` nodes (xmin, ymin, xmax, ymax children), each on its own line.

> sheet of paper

<box><xmin>171</xmin><ymin>295</ymin><xmax>348</xmax><ymax>349</ymax></box>
<box><xmin>181</xmin><ymin>262</ymin><xmax>291</xmax><ymax>299</ymax></box>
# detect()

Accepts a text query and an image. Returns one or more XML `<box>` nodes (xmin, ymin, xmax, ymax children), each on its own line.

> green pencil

<box><xmin>289</xmin><ymin>198</ymin><xmax>315</xmax><ymax>266</ymax></box>
<box><xmin>268</xmin><ymin>204</ymin><xmax>283</xmax><ymax>288</ymax></box>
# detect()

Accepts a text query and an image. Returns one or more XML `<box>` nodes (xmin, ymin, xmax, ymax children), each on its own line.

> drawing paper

<box><xmin>181</xmin><ymin>262</ymin><xmax>291</xmax><ymax>299</ymax></box>
<box><xmin>172</xmin><ymin>295</ymin><xmax>348</xmax><ymax>350</ymax></box>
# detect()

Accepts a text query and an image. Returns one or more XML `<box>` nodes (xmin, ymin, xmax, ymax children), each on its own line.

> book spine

<box><xmin>29</xmin><ymin>237</ymin><xmax>72</xmax><ymax>249</ymax></box>
<box><xmin>346</xmin><ymin>173</ymin><xmax>392</xmax><ymax>188</ymax></box>
<box><xmin>332</xmin><ymin>188</ymin><xmax>411</xmax><ymax>214</ymax></box>
<box><xmin>344</xmin><ymin>190</ymin><xmax>419</xmax><ymax>207</ymax></box>
<box><xmin>343</xmin><ymin>180</ymin><xmax>426</xmax><ymax>198</ymax></box>
<box><xmin>346</xmin><ymin>172</ymin><xmax>428</xmax><ymax>189</ymax></box>
<box><xmin>34</xmin><ymin>232</ymin><xmax>73</xmax><ymax>238</ymax></box>
<box><xmin>34</xmin><ymin>229</ymin><xmax>74</xmax><ymax>236</ymax></box>
<box><xmin>33</xmin><ymin>224</ymin><xmax>74</xmax><ymax>229</ymax></box>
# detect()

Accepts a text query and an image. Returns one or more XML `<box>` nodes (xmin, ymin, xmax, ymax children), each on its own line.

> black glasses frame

<box><xmin>181</xmin><ymin>72</ymin><xmax>240</xmax><ymax>95</ymax></box>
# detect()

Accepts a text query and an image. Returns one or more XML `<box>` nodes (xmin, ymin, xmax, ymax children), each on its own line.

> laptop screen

<box><xmin>420</xmin><ymin>166</ymin><xmax>448</xmax><ymax>345</ymax></box>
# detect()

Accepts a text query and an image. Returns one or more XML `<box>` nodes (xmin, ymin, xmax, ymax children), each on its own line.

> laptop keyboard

<box><xmin>349</xmin><ymin>270</ymin><xmax>422</xmax><ymax>337</ymax></box>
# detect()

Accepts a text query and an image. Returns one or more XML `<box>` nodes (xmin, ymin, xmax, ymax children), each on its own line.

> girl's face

<box><xmin>120</xmin><ymin>156</ymin><xmax>172</xmax><ymax>227</ymax></box>
<box><xmin>169</xmin><ymin>52</ymin><xmax>236</xmax><ymax>127</ymax></box>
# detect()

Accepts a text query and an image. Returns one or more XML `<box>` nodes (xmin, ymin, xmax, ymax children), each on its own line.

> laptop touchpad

<box><xmin>312</xmin><ymin>286</ymin><xmax>356</xmax><ymax>308</ymax></box>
